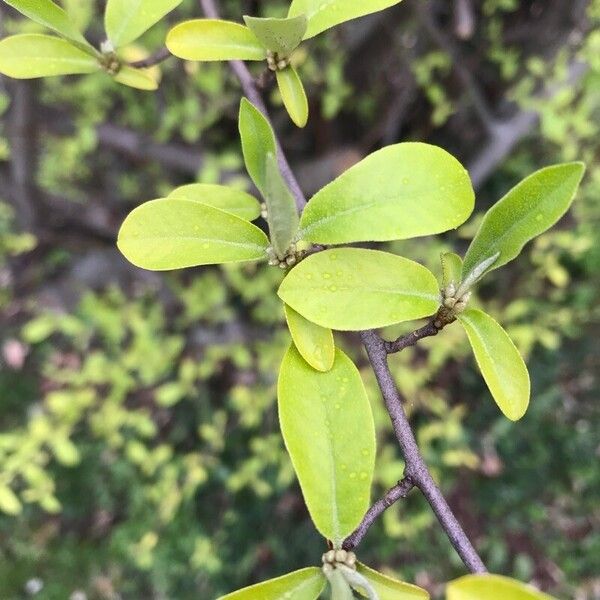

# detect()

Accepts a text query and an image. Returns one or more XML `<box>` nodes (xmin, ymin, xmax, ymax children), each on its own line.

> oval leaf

<box><xmin>243</xmin><ymin>14</ymin><xmax>307</xmax><ymax>56</ymax></box>
<box><xmin>168</xmin><ymin>184</ymin><xmax>261</xmax><ymax>221</ymax></box>
<box><xmin>285</xmin><ymin>304</ymin><xmax>335</xmax><ymax>372</ymax></box>
<box><xmin>166</xmin><ymin>20</ymin><xmax>265</xmax><ymax>62</ymax></box>
<box><xmin>458</xmin><ymin>309</ymin><xmax>530</xmax><ymax>421</ymax></box>
<box><xmin>447</xmin><ymin>574</ymin><xmax>555</xmax><ymax>600</ymax></box>
<box><xmin>117</xmin><ymin>199</ymin><xmax>269</xmax><ymax>271</ymax></box>
<box><xmin>462</xmin><ymin>162</ymin><xmax>585</xmax><ymax>282</ymax></box>
<box><xmin>278</xmin><ymin>345</ymin><xmax>376</xmax><ymax>545</ymax></box>
<box><xmin>218</xmin><ymin>567</ymin><xmax>327</xmax><ymax>600</ymax></box>
<box><xmin>0</xmin><ymin>34</ymin><xmax>99</xmax><ymax>79</ymax></box>
<box><xmin>355</xmin><ymin>563</ymin><xmax>429</xmax><ymax>600</ymax></box>
<box><xmin>105</xmin><ymin>0</ymin><xmax>183</xmax><ymax>48</ymax></box>
<box><xmin>113</xmin><ymin>64</ymin><xmax>158</xmax><ymax>90</ymax></box>
<box><xmin>278</xmin><ymin>248</ymin><xmax>440</xmax><ymax>331</ymax></box>
<box><xmin>289</xmin><ymin>0</ymin><xmax>404</xmax><ymax>39</ymax></box>
<box><xmin>276</xmin><ymin>66</ymin><xmax>309</xmax><ymax>128</ymax></box>
<box><xmin>299</xmin><ymin>143</ymin><xmax>474</xmax><ymax>245</ymax></box>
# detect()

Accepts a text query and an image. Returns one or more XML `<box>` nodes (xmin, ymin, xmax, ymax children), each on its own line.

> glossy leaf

<box><xmin>355</xmin><ymin>563</ymin><xmax>429</xmax><ymax>600</ymax></box>
<box><xmin>462</xmin><ymin>162</ymin><xmax>585</xmax><ymax>282</ymax></box>
<box><xmin>117</xmin><ymin>199</ymin><xmax>269</xmax><ymax>271</ymax></box>
<box><xmin>265</xmin><ymin>152</ymin><xmax>300</xmax><ymax>258</ymax></box>
<box><xmin>278</xmin><ymin>248</ymin><xmax>440</xmax><ymax>331</ymax></box>
<box><xmin>168</xmin><ymin>184</ymin><xmax>261</xmax><ymax>221</ymax></box>
<box><xmin>441</xmin><ymin>252</ymin><xmax>463</xmax><ymax>288</ymax></box>
<box><xmin>0</xmin><ymin>34</ymin><xmax>98</xmax><ymax>79</ymax></box>
<box><xmin>239</xmin><ymin>98</ymin><xmax>277</xmax><ymax>196</ymax></box>
<box><xmin>218</xmin><ymin>567</ymin><xmax>326</xmax><ymax>600</ymax></box>
<box><xmin>113</xmin><ymin>64</ymin><xmax>158</xmax><ymax>90</ymax></box>
<box><xmin>447</xmin><ymin>574</ymin><xmax>555</xmax><ymax>600</ymax></box>
<box><xmin>284</xmin><ymin>304</ymin><xmax>335</xmax><ymax>372</ymax></box>
<box><xmin>276</xmin><ymin>66</ymin><xmax>309</xmax><ymax>128</ymax></box>
<box><xmin>458</xmin><ymin>309</ymin><xmax>530</xmax><ymax>421</ymax></box>
<box><xmin>278</xmin><ymin>345</ymin><xmax>376</xmax><ymax>545</ymax></box>
<box><xmin>243</xmin><ymin>14</ymin><xmax>307</xmax><ymax>56</ymax></box>
<box><xmin>289</xmin><ymin>0</ymin><xmax>404</xmax><ymax>39</ymax></box>
<box><xmin>299</xmin><ymin>143</ymin><xmax>474</xmax><ymax>244</ymax></box>
<box><xmin>105</xmin><ymin>0</ymin><xmax>182</xmax><ymax>48</ymax></box>
<box><xmin>166</xmin><ymin>20</ymin><xmax>265</xmax><ymax>62</ymax></box>
<box><xmin>328</xmin><ymin>570</ymin><xmax>354</xmax><ymax>600</ymax></box>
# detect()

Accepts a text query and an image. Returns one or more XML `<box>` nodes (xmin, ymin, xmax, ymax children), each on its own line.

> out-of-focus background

<box><xmin>0</xmin><ymin>0</ymin><xmax>599</xmax><ymax>598</ymax></box>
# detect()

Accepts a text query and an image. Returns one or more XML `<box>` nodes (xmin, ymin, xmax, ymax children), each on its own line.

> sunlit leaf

<box><xmin>441</xmin><ymin>252</ymin><xmax>463</xmax><ymax>288</ymax></box>
<box><xmin>218</xmin><ymin>567</ymin><xmax>327</xmax><ymax>600</ymax></box>
<box><xmin>168</xmin><ymin>184</ymin><xmax>261</xmax><ymax>221</ymax></box>
<box><xmin>61</xmin><ymin>0</ymin><xmax>94</xmax><ymax>33</ymax></box>
<box><xmin>113</xmin><ymin>64</ymin><xmax>158</xmax><ymax>90</ymax></box>
<box><xmin>243</xmin><ymin>14</ymin><xmax>307</xmax><ymax>56</ymax></box>
<box><xmin>0</xmin><ymin>485</ymin><xmax>22</xmax><ymax>515</ymax></box>
<box><xmin>289</xmin><ymin>0</ymin><xmax>404</xmax><ymax>39</ymax></box>
<box><xmin>278</xmin><ymin>345</ymin><xmax>376</xmax><ymax>546</ymax></box>
<box><xmin>117</xmin><ymin>199</ymin><xmax>269</xmax><ymax>271</ymax></box>
<box><xmin>166</xmin><ymin>19</ymin><xmax>265</xmax><ymax>62</ymax></box>
<box><xmin>278</xmin><ymin>248</ymin><xmax>440</xmax><ymax>331</ymax></box>
<box><xmin>284</xmin><ymin>304</ymin><xmax>335</xmax><ymax>372</ymax></box>
<box><xmin>0</xmin><ymin>34</ymin><xmax>98</xmax><ymax>79</ymax></box>
<box><xmin>299</xmin><ymin>143</ymin><xmax>474</xmax><ymax>244</ymax></box>
<box><xmin>462</xmin><ymin>162</ymin><xmax>585</xmax><ymax>282</ymax></box>
<box><xmin>458</xmin><ymin>309</ymin><xmax>530</xmax><ymax>421</ymax></box>
<box><xmin>355</xmin><ymin>563</ymin><xmax>429</xmax><ymax>600</ymax></box>
<box><xmin>276</xmin><ymin>66</ymin><xmax>309</xmax><ymax>128</ymax></box>
<box><xmin>447</xmin><ymin>574</ymin><xmax>555</xmax><ymax>600</ymax></box>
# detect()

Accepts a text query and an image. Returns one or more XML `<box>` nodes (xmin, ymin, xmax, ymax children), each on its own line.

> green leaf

<box><xmin>284</xmin><ymin>304</ymin><xmax>335</xmax><ymax>372</ymax></box>
<box><xmin>166</xmin><ymin>19</ymin><xmax>265</xmax><ymax>62</ymax></box>
<box><xmin>239</xmin><ymin>98</ymin><xmax>277</xmax><ymax>196</ymax></box>
<box><xmin>441</xmin><ymin>252</ymin><xmax>463</xmax><ymax>288</ymax></box>
<box><xmin>218</xmin><ymin>567</ymin><xmax>327</xmax><ymax>600</ymax></box>
<box><xmin>117</xmin><ymin>199</ymin><xmax>269</xmax><ymax>271</ymax></box>
<box><xmin>265</xmin><ymin>152</ymin><xmax>300</xmax><ymax>259</ymax></box>
<box><xmin>113</xmin><ymin>64</ymin><xmax>158</xmax><ymax>90</ymax></box>
<box><xmin>458</xmin><ymin>309</ymin><xmax>530</xmax><ymax>421</ymax></box>
<box><xmin>355</xmin><ymin>563</ymin><xmax>430</xmax><ymax>600</ymax></box>
<box><xmin>168</xmin><ymin>184</ymin><xmax>261</xmax><ymax>221</ymax></box>
<box><xmin>278</xmin><ymin>345</ymin><xmax>376</xmax><ymax>545</ymax></box>
<box><xmin>447</xmin><ymin>574</ymin><xmax>555</xmax><ymax>600</ymax></box>
<box><xmin>0</xmin><ymin>485</ymin><xmax>22</xmax><ymax>515</ymax></box>
<box><xmin>276</xmin><ymin>66</ymin><xmax>309</xmax><ymax>128</ymax></box>
<box><xmin>328</xmin><ymin>570</ymin><xmax>355</xmax><ymax>600</ymax></box>
<box><xmin>278</xmin><ymin>248</ymin><xmax>440</xmax><ymax>331</ymax></box>
<box><xmin>289</xmin><ymin>0</ymin><xmax>404</xmax><ymax>39</ymax></box>
<box><xmin>243</xmin><ymin>14</ymin><xmax>307</xmax><ymax>56</ymax></box>
<box><xmin>299</xmin><ymin>143</ymin><xmax>474</xmax><ymax>245</ymax></box>
<box><xmin>462</xmin><ymin>162</ymin><xmax>585</xmax><ymax>282</ymax></box>
<box><xmin>104</xmin><ymin>0</ymin><xmax>182</xmax><ymax>48</ymax></box>
<box><xmin>0</xmin><ymin>34</ymin><xmax>99</xmax><ymax>79</ymax></box>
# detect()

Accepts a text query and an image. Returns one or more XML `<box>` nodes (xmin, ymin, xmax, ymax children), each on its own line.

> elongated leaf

<box><xmin>328</xmin><ymin>570</ymin><xmax>355</xmax><ymax>600</ymax></box>
<box><xmin>289</xmin><ymin>0</ymin><xmax>404</xmax><ymax>39</ymax></box>
<box><xmin>239</xmin><ymin>98</ymin><xmax>277</xmax><ymax>196</ymax></box>
<box><xmin>117</xmin><ymin>199</ymin><xmax>269</xmax><ymax>271</ymax></box>
<box><xmin>441</xmin><ymin>252</ymin><xmax>463</xmax><ymax>288</ymax></box>
<box><xmin>447</xmin><ymin>574</ymin><xmax>555</xmax><ymax>600</ymax></box>
<box><xmin>355</xmin><ymin>563</ymin><xmax>429</xmax><ymax>600</ymax></box>
<box><xmin>276</xmin><ymin>66</ymin><xmax>309</xmax><ymax>128</ymax></box>
<box><xmin>299</xmin><ymin>143</ymin><xmax>474</xmax><ymax>245</ymax></box>
<box><xmin>218</xmin><ymin>567</ymin><xmax>326</xmax><ymax>600</ymax></box>
<box><xmin>265</xmin><ymin>152</ymin><xmax>300</xmax><ymax>258</ymax></box>
<box><xmin>278</xmin><ymin>248</ymin><xmax>440</xmax><ymax>331</ymax></box>
<box><xmin>168</xmin><ymin>184</ymin><xmax>261</xmax><ymax>221</ymax></box>
<box><xmin>166</xmin><ymin>19</ymin><xmax>265</xmax><ymax>62</ymax></box>
<box><xmin>278</xmin><ymin>345</ymin><xmax>376</xmax><ymax>545</ymax></box>
<box><xmin>113</xmin><ymin>64</ymin><xmax>158</xmax><ymax>90</ymax></box>
<box><xmin>0</xmin><ymin>485</ymin><xmax>22</xmax><ymax>515</ymax></box>
<box><xmin>462</xmin><ymin>162</ymin><xmax>585</xmax><ymax>281</ymax></box>
<box><xmin>285</xmin><ymin>304</ymin><xmax>335</xmax><ymax>372</ymax></box>
<box><xmin>243</xmin><ymin>14</ymin><xmax>307</xmax><ymax>56</ymax></box>
<box><xmin>105</xmin><ymin>0</ymin><xmax>182</xmax><ymax>48</ymax></box>
<box><xmin>0</xmin><ymin>34</ymin><xmax>98</xmax><ymax>79</ymax></box>
<box><xmin>458</xmin><ymin>309</ymin><xmax>530</xmax><ymax>421</ymax></box>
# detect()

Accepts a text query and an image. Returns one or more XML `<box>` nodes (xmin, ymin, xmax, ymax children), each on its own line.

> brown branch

<box><xmin>129</xmin><ymin>46</ymin><xmax>171</xmax><ymax>69</ymax></box>
<box><xmin>384</xmin><ymin>318</ymin><xmax>442</xmax><ymax>354</ymax></box>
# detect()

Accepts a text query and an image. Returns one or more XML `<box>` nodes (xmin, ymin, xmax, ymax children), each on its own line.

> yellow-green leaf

<box><xmin>355</xmin><ymin>563</ymin><xmax>429</xmax><ymax>600</ymax></box>
<box><xmin>328</xmin><ymin>570</ymin><xmax>354</xmax><ymax>600</ymax></box>
<box><xmin>447</xmin><ymin>574</ymin><xmax>555</xmax><ymax>600</ymax></box>
<box><xmin>105</xmin><ymin>0</ymin><xmax>183</xmax><ymax>48</ymax></box>
<box><xmin>441</xmin><ymin>252</ymin><xmax>463</xmax><ymax>288</ymax></box>
<box><xmin>0</xmin><ymin>485</ymin><xmax>22</xmax><ymax>515</ymax></box>
<box><xmin>299</xmin><ymin>143</ymin><xmax>474</xmax><ymax>245</ymax></box>
<box><xmin>117</xmin><ymin>199</ymin><xmax>269</xmax><ymax>271</ymax></box>
<box><xmin>278</xmin><ymin>345</ymin><xmax>376</xmax><ymax>546</ymax></box>
<box><xmin>218</xmin><ymin>567</ymin><xmax>327</xmax><ymax>600</ymax></box>
<box><xmin>243</xmin><ymin>14</ymin><xmax>307</xmax><ymax>56</ymax></box>
<box><xmin>168</xmin><ymin>184</ymin><xmax>261</xmax><ymax>221</ymax></box>
<box><xmin>458</xmin><ymin>309</ymin><xmax>530</xmax><ymax>421</ymax></box>
<box><xmin>166</xmin><ymin>19</ymin><xmax>265</xmax><ymax>62</ymax></box>
<box><xmin>113</xmin><ymin>64</ymin><xmax>158</xmax><ymax>90</ymax></box>
<box><xmin>278</xmin><ymin>248</ymin><xmax>440</xmax><ymax>331</ymax></box>
<box><xmin>276</xmin><ymin>66</ymin><xmax>309</xmax><ymax>128</ymax></box>
<box><xmin>285</xmin><ymin>304</ymin><xmax>335</xmax><ymax>372</ymax></box>
<box><xmin>0</xmin><ymin>34</ymin><xmax>99</xmax><ymax>79</ymax></box>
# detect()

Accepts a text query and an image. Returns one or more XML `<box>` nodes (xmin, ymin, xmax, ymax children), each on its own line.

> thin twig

<box><xmin>384</xmin><ymin>318</ymin><xmax>441</xmax><ymax>354</ymax></box>
<box><xmin>129</xmin><ymin>46</ymin><xmax>171</xmax><ymax>69</ymax></box>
